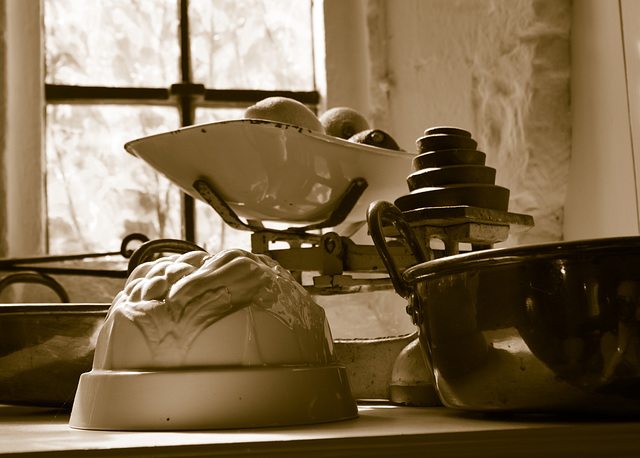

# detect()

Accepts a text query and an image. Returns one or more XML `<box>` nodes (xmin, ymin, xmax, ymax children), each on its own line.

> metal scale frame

<box><xmin>0</xmin><ymin>127</ymin><xmax>535</xmax><ymax>300</ymax></box>
<box><xmin>192</xmin><ymin>183</ymin><xmax>534</xmax><ymax>296</ymax></box>
<box><xmin>192</xmin><ymin>126</ymin><xmax>535</xmax><ymax>295</ymax></box>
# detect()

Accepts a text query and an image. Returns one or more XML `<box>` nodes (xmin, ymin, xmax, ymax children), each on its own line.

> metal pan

<box><xmin>368</xmin><ymin>200</ymin><xmax>640</xmax><ymax>415</ymax></box>
<box><xmin>0</xmin><ymin>303</ymin><xmax>108</xmax><ymax>408</ymax></box>
<box><xmin>0</xmin><ymin>239</ymin><xmax>205</xmax><ymax>408</ymax></box>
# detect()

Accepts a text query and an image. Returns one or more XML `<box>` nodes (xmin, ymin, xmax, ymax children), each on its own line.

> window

<box><xmin>7</xmin><ymin>0</ymin><xmax>415</xmax><ymax>341</ymax></box>
<box><xmin>44</xmin><ymin>0</ymin><xmax>318</xmax><ymax>254</ymax></box>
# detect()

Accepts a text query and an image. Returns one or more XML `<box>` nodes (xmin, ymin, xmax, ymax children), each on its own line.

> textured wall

<box><xmin>565</xmin><ymin>0</ymin><xmax>640</xmax><ymax>239</ymax></box>
<box><xmin>1</xmin><ymin>0</ymin><xmax>45</xmax><ymax>257</ymax></box>
<box><xmin>368</xmin><ymin>0</ymin><xmax>572</xmax><ymax>245</ymax></box>
<box><xmin>0</xmin><ymin>0</ymin><xmax>7</xmax><ymax>257</ymax></box>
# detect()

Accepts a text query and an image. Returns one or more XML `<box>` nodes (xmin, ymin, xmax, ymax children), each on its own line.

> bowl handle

<box><xmin>367</xmin><ymin>201</ymin><xmax>430</xmax><ymax>299</ymax></box>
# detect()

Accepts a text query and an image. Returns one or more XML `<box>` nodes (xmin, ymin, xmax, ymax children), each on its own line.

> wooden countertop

<box><xmin>2</xmin><ymin>403</ymin><xmax>640</xmax><ymax>457</ymax></box>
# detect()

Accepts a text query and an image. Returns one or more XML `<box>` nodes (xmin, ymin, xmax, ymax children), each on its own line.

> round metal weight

<box><xmin>394</xmin><ymin>184</ymin><xmax>510</xmax><ymax>212</ymax></box>
<box><xmin>412</xmin><ymin>149</ymin><xmax>486</xmax><ymax>170</ymax></box>
<box><xmin>406</xmin><ymin>165</ymin><xmax>496</xmax><ymax>191</ymax></box>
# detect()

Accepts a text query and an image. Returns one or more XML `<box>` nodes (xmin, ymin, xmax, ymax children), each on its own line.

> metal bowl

<box><xmin>125</xmin><ymin>119</ymin><xmax>413</xmax><ymax>225</ymax></box>
<box><xmin>368</xmin><ymin>201</ymin><xmax>640</xmax><ymax>415</ymax></box>
<box><xmin>0</xmin><ymin>303</ymin><xmax>108</xmax><ymax>408</ymax></box>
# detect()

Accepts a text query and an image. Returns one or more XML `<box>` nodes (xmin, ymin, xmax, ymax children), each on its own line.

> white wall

<box><xmin>565</xmin><ymin>0</ymin><xmax>640</xmax><ymax>240</ymax></box>
<box><xmin>322</xmin><ymin>0</ymin><xmax>572</xmax><ymax>245</ymax></box>
<box><xmin>0</xmin><ymin>0</ymin><xmax>45</xmax><ymax>257</ymax></box>
<box><xmin>316</xmin><ymin>0</ymin><xmax>371</xmax><ymax>115</ymax></box>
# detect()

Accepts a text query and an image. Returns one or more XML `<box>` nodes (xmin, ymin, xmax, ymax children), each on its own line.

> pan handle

<box><xmin>367</xmin><ymin>200</ymin><xmax>431</xmax><ymax>299</ymax></box>
<box><xmin>127</xmin><ymin>239</ymin><xmax>207</xmax><ymax>275</ymax></box>
<box><xmin>0</xmin><ymin>272</ymin><xmax>70</xmax><ymax>303</ymax></box>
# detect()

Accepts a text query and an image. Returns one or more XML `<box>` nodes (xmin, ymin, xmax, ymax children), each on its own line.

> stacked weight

<box><xmin>394</xmin><ymin>127</ymin><xmax>510</xmax><ymax>214</ymax></box>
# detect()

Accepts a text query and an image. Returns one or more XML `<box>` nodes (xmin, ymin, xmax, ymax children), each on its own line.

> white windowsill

<box><xmin>1</xmin><ymin>402</ymin><xmax>640</xmax><ymax>457</ymax></box>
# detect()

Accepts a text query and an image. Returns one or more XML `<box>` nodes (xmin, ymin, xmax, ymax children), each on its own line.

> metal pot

<box><xmin>0</xmin><ymin>239</ymin><xmax>204</xmax><ymax>408</ymax></box>
<box><xmin>368</xmin><ymin>200</ymin><xmax>640</xmax><ymax>414</ymax></box>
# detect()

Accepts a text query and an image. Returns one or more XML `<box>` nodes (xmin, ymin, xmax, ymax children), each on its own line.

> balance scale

<box><xmin>0</xmin><ymin>121</ymin><xmax>535</xmax><ymax>430</ymax></box>
<box><xmin>124</xmin><ymin>121</ymin><xmax>534</xmax><ymax>295</ymax></box>
<box><xmin>122</xmin><ymin>122</ymin><xmax>535</xmax><ymax>414</ymax></box>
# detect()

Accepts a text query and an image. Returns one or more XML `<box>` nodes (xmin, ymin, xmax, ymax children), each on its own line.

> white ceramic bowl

<box><xmin>69</xmin><ymin>365</ymin><xmax>357</xmax><ymax>430</ymax></box>
<box><xmin>69</xmin><ymin>249</ymin><xmax>359</xmax><ymax>430</ymax></box>
<box><xmin>124</xmin><ymin>120</ymin><xmax>413</xmax><ymax>225</ymax></box>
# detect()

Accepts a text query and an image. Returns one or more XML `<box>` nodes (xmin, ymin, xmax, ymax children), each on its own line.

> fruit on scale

<box><xmin>244</xmin><ymin>96</ymin><xmax>402</xmax><ymax>150</ymax></box>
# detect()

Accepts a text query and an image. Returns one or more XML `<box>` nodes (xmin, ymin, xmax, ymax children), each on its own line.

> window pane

<box><xmin>194</xmin><ymin>107</ymin><xmax>244</xmax><ymax>124</ymax></box>
<box><xmin>44</xmin><ymin>0</ymin><xmax>180</xmax><ymax>87</ymax></box>
<box><xmin>195</xmin><ymin>200</ymin><xmax>252</xmax><ymax>253</ymax></box>
<box><xmin>46</xmin><ymin>105</ymin><xmax>182</xmax><ymax>254</ymax></box>
<box><xmin>190</xmin><ymin>0</ymin><xmax>314</xmax><ymax>90</ymax></box>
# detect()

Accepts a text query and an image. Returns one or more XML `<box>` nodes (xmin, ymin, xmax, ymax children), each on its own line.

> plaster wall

<box><xmin>317</xmin><ymin>0</ymin><xmax>371</xmax><ymax>115</ymax></box>
<box><xmin>383</xmin><ymin>0</ymin><xmax>572</xmax><ymax>245</ymax></box>
<box><xmin>565</xmin><ymin>0</ymin><xmax>640</xmax><ymax>239</ymax></box>
<box><xmin>0</xmin><ymin>0</ymin><xmax>45</xmax><ymax>257</ymax></box>
<box><xmin>323</xmin><ymin>0</ymin><xmax>572</xmax><ymax>245</ymax></box>
<box><xmin>0</xmin><ymin>1</ymin><xmax>7</xmax><ymax>257</ymax></box>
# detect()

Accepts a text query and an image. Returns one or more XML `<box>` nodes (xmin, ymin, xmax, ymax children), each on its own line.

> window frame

<box><xmin>43</xmin><ymin>0</ymin><xmax>320</xmax><ymax>245</ymax></box>
<box><xmin>2</xmin><ymin>0</ymin><xmax>370</xmax><ymax>259</ymax></box>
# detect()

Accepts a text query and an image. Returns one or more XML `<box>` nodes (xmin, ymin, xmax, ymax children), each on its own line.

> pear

<box><xmin>349</xmin><ymin>129</ymin><xmax>402</xmax><ymax>151</ymax></box>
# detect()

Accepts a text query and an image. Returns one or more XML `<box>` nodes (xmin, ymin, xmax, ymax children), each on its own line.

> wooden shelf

<box><xmin>1</xmin><ymin>403</ymin><xmax>640</xmax><ymax>457</ymax></box>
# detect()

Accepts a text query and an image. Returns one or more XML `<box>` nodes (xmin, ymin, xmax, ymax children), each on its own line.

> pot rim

<box><xmin>403</xmin><ymin>235</ymin><xmax>640</xmax><ymax>283</ymax></box>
